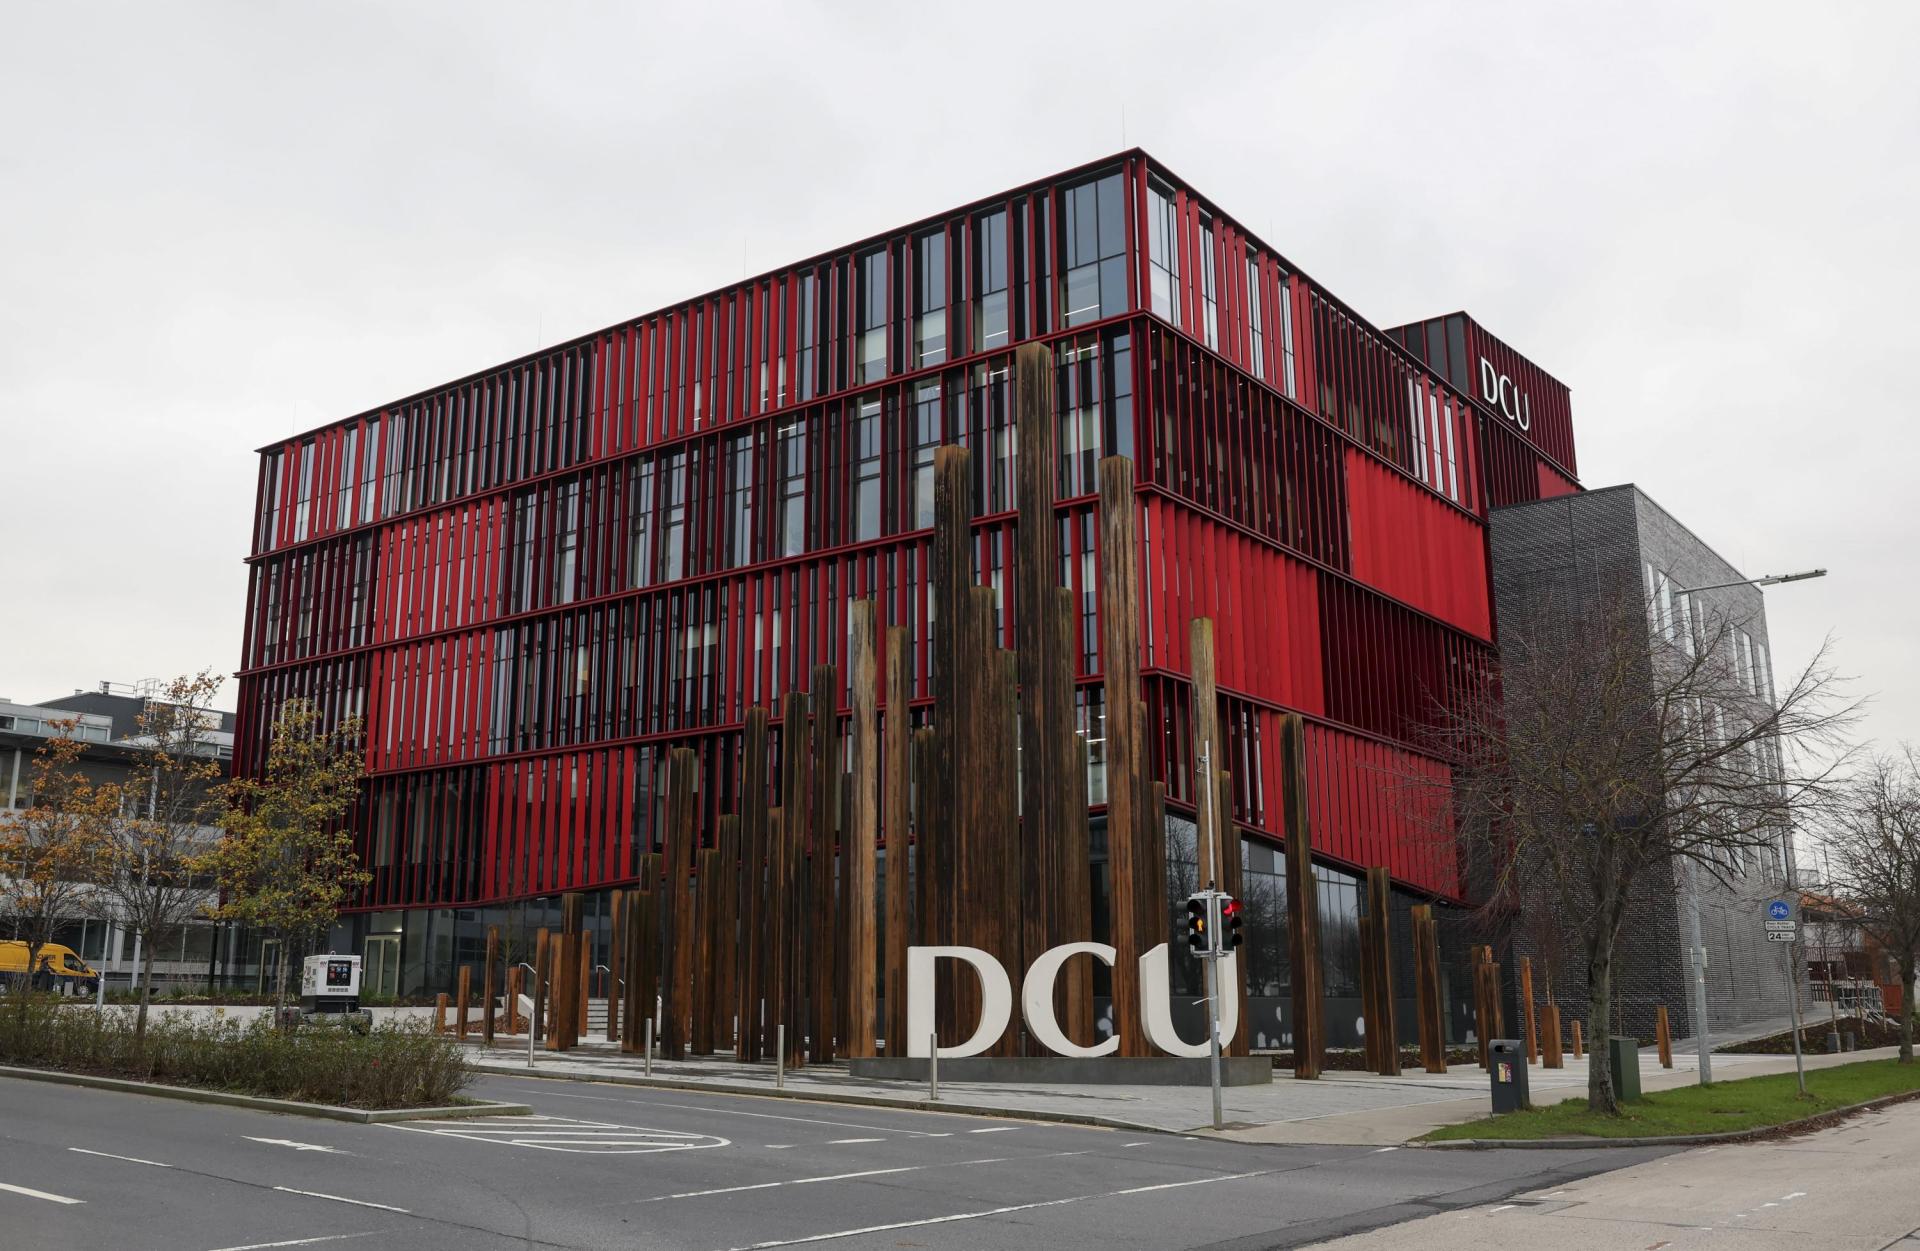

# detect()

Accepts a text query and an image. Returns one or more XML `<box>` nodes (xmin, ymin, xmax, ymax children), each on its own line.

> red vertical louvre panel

<box><xmin>1342</xmin><ymin>449</ymin><xmax>1491</xmax><ymax>641</ymax></box>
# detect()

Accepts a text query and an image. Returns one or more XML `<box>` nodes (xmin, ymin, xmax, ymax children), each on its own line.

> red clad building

<box><xmin>238</xmin><ymin>151</ymin><xmax>1578</xmax><ymax>1031</ymax></box>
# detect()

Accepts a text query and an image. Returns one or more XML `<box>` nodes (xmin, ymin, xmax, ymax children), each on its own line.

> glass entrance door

<box><xmin>364</xmin><ymin>935</ymin><xmax>401</xmax><ymax>999</ymax></box>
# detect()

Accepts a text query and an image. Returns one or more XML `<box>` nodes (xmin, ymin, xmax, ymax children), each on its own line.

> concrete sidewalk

<box><xmin>462</xmin><ymin>1037</ymin><xmax>1906</xmax><ymax>1141</ymax></box>
<box><xmin>1310</xmin><ymin>1097</ymin><xmax>1920</xmax><ymax>1249</ymax></box>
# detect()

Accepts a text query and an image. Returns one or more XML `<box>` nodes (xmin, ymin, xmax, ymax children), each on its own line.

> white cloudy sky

<box><xmin>2</xmin><ymin>2</ymin><xmax>1914</xmax><ymax>751</ymax></box>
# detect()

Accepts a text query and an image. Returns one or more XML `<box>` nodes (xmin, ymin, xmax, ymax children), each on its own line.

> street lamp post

<box><xmin>1673</xmin><ymin>567</ymin><xmax>1826</xmax><ymax>1086</ymax></box>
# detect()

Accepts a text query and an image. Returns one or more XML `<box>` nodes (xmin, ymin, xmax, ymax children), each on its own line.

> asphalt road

<box><xmin>0</xmin><ymin>1072</ymin><xmax>1672</xmax><ymax>1250</ymax></box>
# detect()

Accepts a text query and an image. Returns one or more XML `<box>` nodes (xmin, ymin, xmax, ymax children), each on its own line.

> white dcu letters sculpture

<box><xmin>906</xmin><ymin>942</ymin><xmax>1239</xmax><ymax>1059</ymax></box>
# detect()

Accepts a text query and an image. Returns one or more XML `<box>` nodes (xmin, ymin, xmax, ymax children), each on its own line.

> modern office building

<box><xmin>3</xmin><ymin>682</ymin><xmax>251</xmax><ymax>992</ymax></box>
<box><xmin>238</xmin><ymin>151</ymin><xmax>1583</xmax><ymax>1027</ymax></box>
<box><xmin>1488</xmin><ymin>485</ymin><xmax>1799</xmax><ymax>1040</ymax></box>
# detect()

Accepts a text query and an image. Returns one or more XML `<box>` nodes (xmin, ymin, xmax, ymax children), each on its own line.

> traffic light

<box><xmin>1221</xmin><ymin>896</ymin><xmax>1244</xmax><ymax>950</ymax></box>
<box><xmin>1185</xmin><ymin>895</ymin><xmax>1210</xmax><ymax>953</ymax></box>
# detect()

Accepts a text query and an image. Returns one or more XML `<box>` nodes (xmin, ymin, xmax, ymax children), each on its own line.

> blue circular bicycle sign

<box><xmin>1768</xmin><ymin>900</ymin><xmax>1791</xmax><ymax>921</ymax></box>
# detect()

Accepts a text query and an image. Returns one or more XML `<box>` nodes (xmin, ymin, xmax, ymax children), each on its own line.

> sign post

<box><xmin>1768</xmin><ymin>899</ymin><xmax>1807</xmax><ymax>1096</ymax></box>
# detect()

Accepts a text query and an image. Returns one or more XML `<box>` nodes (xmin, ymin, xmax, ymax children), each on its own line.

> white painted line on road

<box><xmin>967</xmin><ymin>1127</ymin><xmax>1015</xmax><ymax>1133</ymax></box>
<box><xmin>205</xmin><ymin>1234</ymin><xmax>387</xmax><ymax>1251</ymax></box>
<box><xmin>510</xmin><ymin>1084</ymin><xmax>963</xmax><ymax>1137</ymax></box>
<box><xmin>271</xmin><ymin>1186</ymin><xmax>409</xmax><ymax>1214</ymax></box>
<box><xmin>1489</xmin><ymin>1204</ymin><xmax>1515</xmax><ymax>1213</ymax></box>
<box><xmin>603</xmin><ymin>1150</ymin><xmax>1095</xmax><ymax>1212</ymax></box>
<box><xmin>246</xmin><ymin>1137</ymin><xmax>344</xmax><ymax>1154</ymax></box>
<box><xmin>0</xmin><ymin>1181</ymin><xmax>84</xmax><ymax>1205</ymax></box>
<box><xmin>649</xmin><ymin>1166</ymin><xmax>919</xmax><ymax>1201</ymax></box>
<box><xmin>1122</xmin><ymin>1142</ymin><xmax>1149</xmax><ymax>1148</ymax></box>
<box><xmin>388</xmin><ymin>1116</ymin><xmax>729</xmax><ymax>1155</ymax></box>
<box><xmin>1783</xmin><ymin>1191</ymin><xmax>1806</xmax><ymax>1200</ymax></box>
<box><xmin>713</xmin><ymin>1168</ymin><xmax>1276</xmax><ymax>1249</ymax></box>
<box><xmin>826</xmin><ymin>1138</ymin><xmax>884</xmax><ymax>1144</ymax></box>
<box><xmin>69</xmin><ymin>1147</ymin><xmax>171</xmax><ymax>1168</ymax></box>
<box><xmin>765</xmin><ymin>1144</ymin><xmax>795</xmax><ymax>1149</ymax></box>
<box><xmin>1372</xmin><ymin>1146</ymin><xmax>1397</xmax><ymax>1153</ymax></box>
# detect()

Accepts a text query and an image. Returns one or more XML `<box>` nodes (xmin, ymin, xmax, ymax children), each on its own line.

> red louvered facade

<box><xmin>237</xmin><ymin>151</ymin><xmax>1579</xmax><ymax>993</ymax></box>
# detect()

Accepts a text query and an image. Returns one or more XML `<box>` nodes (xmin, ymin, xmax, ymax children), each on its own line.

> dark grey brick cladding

<box><xmin>1488</xmin><ymin>485</ymin><xmax>1801</xmax><ymax>1042</ymax></box>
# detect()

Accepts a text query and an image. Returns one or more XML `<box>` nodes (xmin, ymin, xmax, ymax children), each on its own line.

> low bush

<box><xmin>0</xmin><ymin>998</ymin><xmax>473</xmax><ymax>1109</ymax></box>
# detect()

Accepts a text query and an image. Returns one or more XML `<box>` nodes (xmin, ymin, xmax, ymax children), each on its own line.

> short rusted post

<box><xmin>456</xmin><ymin>965</ymin><xmax>471</xmax><ymax>1041</ymax></box>
<box><xmin>1656</xmin><ymin>1005</ymin><xmax>1673</xmax><ymax>1068</ymax></box>
<box><xmin>1543</xmin><ymin>1002</ymin><xmax>1564</xmax><ymax>1069</ymax></box>
<box><xmin>577</xmin><ymin>931</ymin><xmax>591</xmax><ymax>1042</ymax></box>
<box><xmin>482</xmin><ymin>927</ymin><xmax>498</xmax><ymax>1046</ymax></box>
<box><xmin>506</xmin><ymin>965</ymin><xmax>523</xmax><ymax>1035</ymax></box>
<box><xmin>1571</xmin><ymin>1018</ymin><xmax>1584</xmax><ymax>1059</ymax></box>
<box><xmin>1520</xmin><ymin>956</ymin><xmax>1538</xmax><ymax>1065</ymax></box>
<box><xmin>434</xmin><ymin>993</ymin><xmax>448</xmax><ymax>1034</ymax></box>
<box><xmin>533</xmin><ymin>928</ymin><xmax>550</xmax><ymax>1041</ymax></box>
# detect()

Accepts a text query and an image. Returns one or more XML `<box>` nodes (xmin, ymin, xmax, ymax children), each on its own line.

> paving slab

<box><xmin>463</xmin><ymin>1039</ymin><xmax>1908</xmax><ymax>1141</ymax></box>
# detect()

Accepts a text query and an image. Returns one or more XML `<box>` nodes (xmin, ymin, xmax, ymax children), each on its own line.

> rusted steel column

<box><xmin>882</xmin><ymin>626</ymin><xmax>913</xmax><ymax>1056</ymax></box>
<box><xmin>1281</xmin><ymin>713</ymin><xmax>1323</xmax><ymax>1079</ymax></box>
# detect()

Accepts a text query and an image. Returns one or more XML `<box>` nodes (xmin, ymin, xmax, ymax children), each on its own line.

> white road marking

<box><xmin>245</xmin><ymin>1137</ymin><xmax>344</xmax><ymax>1154</ymax></box>
<box><xmin>271</xmin><ymin>1186</ymin><xmax>409</xmax><ymax>1214</ymax></box>
<box><xmin>388</xmin><ymin>1115</ymin><xmax>729</xmax><ymax>1155</ymax></box>
<box><xmin>205</xmin><ymin>1234</ymin><xmax>387</xmax><ymax>1251</ymax></box>
<box><xmin>603</xmin><ymin>1151</ymin><xmax>1094</xmax><ymax>1211</ymax></box>
<box><xmin>1122</xmin><ymin>1142</ymin><xmax>1149</xmax><ymax>1148</ymax></box>
<box><xmin>826</xmin><ymin>1138</ymin><xmax>884</xmax><ymax>1145</ymax></box>
<box><xmin>1489</xmin><ymin>1204</ymin><xmax>1516</xmax><ymax>1213</ymax></box>
<box><xmin>512</xmin><ymin>1085</ymin><xmax>960</xmax><ymax>1137</ymax></box>
<box><xmin>714</xmin><ymin>1168</ymin><xmax>1275</xmax><ymax>1249</ymax></box>
<box><xmin>967</xmin><ymin>1127</ymin><xmax>1015</xmax><ymax>1134</ymax></box>
<box><xmin>68</xmin><ymin>1147</ymin><xmax>171</xmax><ymax>1168</ymax></box>
<box><xmin>765</xmin><ymin>1145</ymin><xmax>795</xmax><ymax>1150</ymax></box>
<box><xmin>1783</xmin><ymin>1191</ymin><xmax>1807</xmax><ymax>1200</ymax></box>
<box><xmin>1372</xmin><ymin>1146</ymin><xmax>1397</xmax><ymax>1153</ymax></box>
<box><xmin>0</xmin><ymin>1181</ymin><xmax>84</xmax><ymax>1205</ymax></box>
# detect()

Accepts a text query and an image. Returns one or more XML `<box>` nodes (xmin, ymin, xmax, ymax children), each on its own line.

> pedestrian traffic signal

<box><xmin>1185</xmin><ymin>895</ymin><xmax>1210</xmax><ymax>953</ymax></box>
<box><xmin>1221</xmin><ymin>896</ymin><xmax>1244</xmax><ymax>950</ymax></box>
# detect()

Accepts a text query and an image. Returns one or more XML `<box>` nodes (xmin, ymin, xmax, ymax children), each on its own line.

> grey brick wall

<box><xmin>1489</xmin><ymin>486</ymin><xmax>1801</xmax><ymax>1042</ymax></box>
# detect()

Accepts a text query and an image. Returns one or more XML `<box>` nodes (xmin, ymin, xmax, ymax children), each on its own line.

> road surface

<box><xmin>0</xmin><ymin>1071</ymin><xmax>1671</xmax><ymax>1249</ymax></box>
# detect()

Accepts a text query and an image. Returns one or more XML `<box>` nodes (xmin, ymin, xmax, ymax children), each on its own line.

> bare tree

<box><xmin>0</xmin><ymin>725</ymin><xmax>118</xmax><ymax>1005</ymax></box>
<box><xmin>1408</xmin><ymin>585</ymin><xmax>1854</xmax><ymax>1113</ymax></box>
<box><xmin>1820</xmin><ymin>749</ymin><xmax>1920</xmax><ymax>1063</ymax></box>
<box><xmin>101</xmin><ymin>673</ymin><xmax>227</xmax><ymax>1041</ymax></box>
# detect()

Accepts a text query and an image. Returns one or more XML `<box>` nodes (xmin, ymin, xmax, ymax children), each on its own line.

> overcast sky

<box><xmin>3</xmin><ymin>2</ymin><xmax>1914</xmax><ymax>753</ymax></box>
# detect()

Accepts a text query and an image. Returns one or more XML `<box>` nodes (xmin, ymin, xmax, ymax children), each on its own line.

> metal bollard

<box><xmin>776</xmin><ymin>1025</ymin><xmax>786</xmax><ymax>1089</ymax></box>
<box><xmin>644</xmin><ymin>1017</ymin><xmax>654</xmax><ymax>1078</ymax></box>
<box><xmin>929</xmin><ymin>1034</ymin><xmax>939</xmax><ymax>1101</ymax></box>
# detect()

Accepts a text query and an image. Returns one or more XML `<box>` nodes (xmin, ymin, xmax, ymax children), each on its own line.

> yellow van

<box><xmin>0</xmin><ymin>940</ymin><xmax>99</xmax><ymax>993</ymax></box>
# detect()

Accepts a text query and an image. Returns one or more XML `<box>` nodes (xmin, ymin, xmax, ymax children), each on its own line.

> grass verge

<box><xmin>1423</xmin><ymin>1057</ymin><xmax>1920</xmax><ymax>1141</ymax></box>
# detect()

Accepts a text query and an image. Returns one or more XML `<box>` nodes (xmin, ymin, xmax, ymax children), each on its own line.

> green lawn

<box><xmin>1423</xmin><ymin>1058</ymin><xmax>1920</xmax><ymax>1141</ymax></box>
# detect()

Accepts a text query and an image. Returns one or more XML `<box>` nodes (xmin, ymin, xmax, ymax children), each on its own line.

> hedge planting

<box><xmin>0</xmin><ymin>999</ymin><xmax>474</xmax><ymax>1109</ymax></box>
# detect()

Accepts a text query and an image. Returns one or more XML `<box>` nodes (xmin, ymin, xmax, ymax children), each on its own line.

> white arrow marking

<box><xmin>245</xmin><ymin>1137</ymin><xmax>344</xmax><ymax>1154</ymax></box>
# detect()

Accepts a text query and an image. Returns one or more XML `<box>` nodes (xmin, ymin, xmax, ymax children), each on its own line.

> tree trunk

<box><xmin>1901</xmin><ymin>962</ymin><xmax>1915</xmax><ymax>1065</ymax></box>
<box><xmin>1586</xmin><ymin>934</ymin><xmax>1620</xmax><ymax>1115</ymax></box>
<box><xmin>274</xmin><ymin>942</ymin><xmax>290</xmax><ymax>1024</ymax></box>
<box><xmin>135</xmin><ymin>936</ymin><xmax>156</xmax><ymax>1044</ymax></box>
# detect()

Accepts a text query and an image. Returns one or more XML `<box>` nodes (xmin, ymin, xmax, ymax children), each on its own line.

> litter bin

<box><xmin>1608</xmin><ymin>1036</ymin><xmax>1641</xmax><ymax>1102</ymax></box>
<box><xmin>1488</xmin><ymin>1039</ymin><xmax>1530</xmax><ymax>1113</ymax></box>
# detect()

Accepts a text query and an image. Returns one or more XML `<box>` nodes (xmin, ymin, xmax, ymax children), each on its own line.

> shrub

<box><xmin>0</xmin><ymin>998</ymin><xmax>473</xmax><ymax>1108</ymax></box>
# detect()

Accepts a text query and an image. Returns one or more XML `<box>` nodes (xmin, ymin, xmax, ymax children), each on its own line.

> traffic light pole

<box><xmin>1200</xmin><ymin>744</ymin><xmax>1224</xmax><ymax>1131</ymax></box>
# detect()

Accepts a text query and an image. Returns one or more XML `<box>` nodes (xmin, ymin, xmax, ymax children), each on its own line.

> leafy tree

<box><xmin>0</xmin><ymin>725</ymin><xmax>117</xmax><ymax>1006</ymax></box>
<box><xmin>103</xmin><ymin>672</ymin><xmax>228</xmax><ymax>1041</ymax></box>
<box><xmin>200</xmin><ymin>699</ymin><xmax>368</xmax><ymax>1011</ymax></box>
<box><xmin>1821</xmin><ymin>749</ymin><xmax>1920</xmax><ymax>1063</ymax></box>
<box><xmin>1410</xmin><ymin>586</ymin><xmax>1853</xmax><ymax>1114</ymax></box>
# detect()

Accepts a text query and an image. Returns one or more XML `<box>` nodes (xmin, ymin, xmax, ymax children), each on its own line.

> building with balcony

<box><xmin>239</xmin><ymin>151</ymin><xmax>1583</xmax><ymax>1028</ymax></box>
